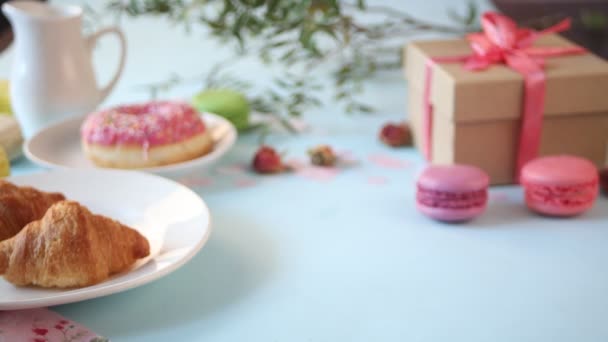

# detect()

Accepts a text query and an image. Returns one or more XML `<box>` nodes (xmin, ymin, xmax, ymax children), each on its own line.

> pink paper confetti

<box><xmin>0</xmin><ymin>308</ymin><xmax>106</xmax><ymax>342</ymax></box>
<box><xmin>368</xmin><ymin>153</ymin><xmax>411</xmax><ymax>169</ymax></box>
<box><xmin>179</xmin><ymin>177</ymin><xmax>213</xmax><ymax>188</ymax></box>
<box><xmin>296</xmin><ymin>166</ymin><xmax>340</xmax><ymax>182</ymax></box>
<box><xmin>367</xmin><ymin>176</ymin><xmax>388</xmax><ymax>185</ymax></box>
<box><xmin>215</xmin><ymin>164</ymin><xmax>247</xmax><ymax>176</ymax></box>
<box><xmin>234</xmin><ymin>178</ymin><xmax>257</xmax><ymax>188</ymax></box>
<box><xmin>287</xmin><ymin>158</ymin><xmax>340</xmax><ymax>182</ymax></box>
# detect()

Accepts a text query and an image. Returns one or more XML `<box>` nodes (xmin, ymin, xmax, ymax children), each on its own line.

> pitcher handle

<box><xmin>86</xmin><ymin>27</ymin><xmax>127</xmax><ymax>104</ymax></box>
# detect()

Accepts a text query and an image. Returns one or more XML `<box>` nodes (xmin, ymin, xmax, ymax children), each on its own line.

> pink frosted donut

<box><xmin>81</xmin><ymin>101</ymin><xmax>213</xmax><ymax>169</ymax></box>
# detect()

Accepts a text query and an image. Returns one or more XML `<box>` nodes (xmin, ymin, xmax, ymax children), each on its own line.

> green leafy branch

<box><xmin>107</xmin><ymin>0</ymin><xmax>479</xmax><ymax>118</ymax></box>
<box><xmin>135</xmin><ymin>63</ymin><xmax>321</xmax><ymax>132</ymax></box>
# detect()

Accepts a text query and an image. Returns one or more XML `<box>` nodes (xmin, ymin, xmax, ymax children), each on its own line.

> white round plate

<box><xmin>24</xmin><ymin>113</ymin><xmax>237</xmax><ymax>178</ymax></box>
<box><xmin>0</xmin><ymin>169</ymin><xmax>212</xmax><ymax>310</ymax></box>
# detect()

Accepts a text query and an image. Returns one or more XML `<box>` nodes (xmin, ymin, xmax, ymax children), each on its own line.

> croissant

<box><xmin>0</xmin><ymin>201</ymin><xmax>150</xmax><ymax>288</ymax></box>
<box><xmin>0</xmin><ymin>180</ymin><xmax>66</xmax><ymax>241</ymax></box>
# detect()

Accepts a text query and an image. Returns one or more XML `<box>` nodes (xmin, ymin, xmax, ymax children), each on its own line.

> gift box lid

<box><xmin>405</xmin><ymin>34</ymin><xmax>608</xmax><ymax>123</ymax></box>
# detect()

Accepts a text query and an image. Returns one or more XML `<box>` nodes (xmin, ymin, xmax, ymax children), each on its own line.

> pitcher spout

<box><xmin>1</xmin><ymin>1</ymin><xmax>21</xmax><ymax>23</ymax></box>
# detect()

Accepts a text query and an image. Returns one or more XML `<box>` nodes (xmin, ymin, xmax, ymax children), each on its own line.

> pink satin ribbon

<box><xmin>422</xmin><ymin>12</ymin><xmax>586</xmax><ymax>181</ymax></box>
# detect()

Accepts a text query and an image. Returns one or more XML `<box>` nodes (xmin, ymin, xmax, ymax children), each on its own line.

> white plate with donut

<box><xmin>1</xmin><ymin>169</ymin><xmax>211</xmax><ymax>310</ymax></box>
<box><xmin>23</xmin><ymin>110</ymin><xmax>236</xmax><ymax>179</ymax></box>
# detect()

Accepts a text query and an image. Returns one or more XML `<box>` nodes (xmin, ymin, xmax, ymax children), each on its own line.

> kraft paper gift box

<box><xmin>404</xmin><ymin>34</ymin><xmax>608</xmax><ymax>185</ymax></box>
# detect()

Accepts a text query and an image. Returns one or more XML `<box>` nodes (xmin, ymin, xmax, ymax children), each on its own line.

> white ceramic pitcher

<box><xmin>2</xmin><ymin>1</ymin><xmax>126</xmax><ymax>138</ymax></box>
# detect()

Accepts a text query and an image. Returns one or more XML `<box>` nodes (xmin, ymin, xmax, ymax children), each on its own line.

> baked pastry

<box><xmin>80</xmin><ymin>101</ymin><xmax>213</xmax><ymax>169</ymax></box>
<box><xmin>0</xmin><ymin>201</ymin><xmax>150</xmax><ymax>288</ymax></box>
<box><xmin>0</xmin><ymin>180</ymin><xmax>65</xmax><ymax>241</ymax></box>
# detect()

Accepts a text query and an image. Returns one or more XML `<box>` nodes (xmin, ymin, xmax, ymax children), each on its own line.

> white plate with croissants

<box><xmin>0</xmin><ymin>169</ymin><xmax>211</xmax><ymax>309</ymax></box>
<box><xmin>24</xmin><ymin>103</ymin><xmax>237</xmax><ymax>179</ymax></box>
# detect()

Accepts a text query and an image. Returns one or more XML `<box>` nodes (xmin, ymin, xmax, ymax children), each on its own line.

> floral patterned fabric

<box><xmin>0</xmin><ymin>308</ymin><xmax>107</xmax><ymax>342</ymax></box>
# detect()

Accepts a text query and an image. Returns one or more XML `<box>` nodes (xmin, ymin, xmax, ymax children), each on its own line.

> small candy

<box><xmin>521</xmin><ymin>155</ymin><xmax>598</xmax><ymax>216</ymax></box>
<box><xmin>379</xmin><ymin>122</ymin><xmax>412</xmax><ymax>147</ymax></box>
<box><xmin>308</xmin><ymin>145</ymin><xmax>337</xmax><ymax>167</ymax></box>
<box><xmin>252</xmin><ymin>146</ymin><xmax>284</xmax><ymax>174</ymax></box>
<box><xmin>192</xmin><ymin>89</ymin><xmax>250</xmax><ymax>131</ymax></box>
<box><xmin>416</xmin><ymin>164</ymin><xmax>489</xmax><ymax>222</ymax></box>
<box><xmin>0</xmin><ymin>146</ymin><xmax>10</xmax><ymax>178</ymax></box>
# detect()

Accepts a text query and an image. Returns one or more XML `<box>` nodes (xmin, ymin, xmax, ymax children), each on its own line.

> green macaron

<box><xmin>192</xmin><ymin>89</ymin><xmax>250</xmax><ymax>130</ymax></box>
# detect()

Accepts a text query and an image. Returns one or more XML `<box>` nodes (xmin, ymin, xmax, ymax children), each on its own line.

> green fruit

<box><xmin>0</xmin><ymin>80</ymin><xmax>12</xmax><ymax>115</ymax></box>
<box><xmin>192</xmin><ymin>89</ymin><xmax>250</xmax><ymax>130</ymax></box>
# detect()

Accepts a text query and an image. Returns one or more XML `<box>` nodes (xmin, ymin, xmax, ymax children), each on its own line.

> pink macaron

<box><xmin>416</xmin><ymin>164</ymin><xmax>489</xmax><ymax>222</ymax></box>
<box><xmin>520</xmin><ymin>155</ymin><xmax>599</xmax><ymax>216</ymax></box>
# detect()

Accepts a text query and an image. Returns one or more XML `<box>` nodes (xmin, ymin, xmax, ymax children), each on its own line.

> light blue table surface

<box><xmin>4</xmin><ymin>1</ymin><xmax>608</xmax><ymax>341</ymax></box>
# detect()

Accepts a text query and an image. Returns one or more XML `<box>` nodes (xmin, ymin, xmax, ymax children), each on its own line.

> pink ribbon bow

<box><xmin>422</xmin><ymin>12</ymin><xmax>586</xmax><ymax>181</ymax></box>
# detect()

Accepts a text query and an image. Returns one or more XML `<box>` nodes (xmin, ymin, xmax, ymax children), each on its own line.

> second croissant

<box><xmin>0</xmin><ymin>180</ymin><xmax>65</xmax><ymax>241</ymax></box>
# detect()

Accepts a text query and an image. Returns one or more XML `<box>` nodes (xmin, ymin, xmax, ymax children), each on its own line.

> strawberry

<box><xmin>379</xmin><ymin>122</ymin><xmax>412</xmax><ymax>147</ymax></box>
<box><xmin>252</xmin><ymin>146</ymin><xmax>284</xmax><ymax>174</ymax></box>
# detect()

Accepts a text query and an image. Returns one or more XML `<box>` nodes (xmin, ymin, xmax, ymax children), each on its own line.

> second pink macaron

<box><xmin>520</xmin><ymin>155</ymin><xmax>599</xmax><ymax>216</ymax></box>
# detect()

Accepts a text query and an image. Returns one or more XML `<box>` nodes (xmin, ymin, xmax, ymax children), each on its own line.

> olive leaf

<box><xmin>107</xmin><ymin>0</ymin><xmax>480</xmax><ymax>119</ymax></box>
